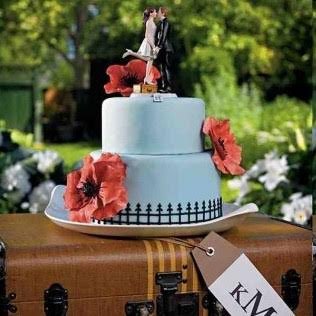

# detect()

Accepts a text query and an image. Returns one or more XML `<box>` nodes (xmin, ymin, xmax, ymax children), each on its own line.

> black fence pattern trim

<box><xmin>92</xmin><ymin>197</ymin><xmax>222</xmax><ymax>225</ymax></box>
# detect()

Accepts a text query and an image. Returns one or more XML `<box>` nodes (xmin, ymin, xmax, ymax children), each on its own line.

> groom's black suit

<box><xmin>155</xmin><ymin>17</ymin><xmax>174</xmax><ymax>92</ymax></box>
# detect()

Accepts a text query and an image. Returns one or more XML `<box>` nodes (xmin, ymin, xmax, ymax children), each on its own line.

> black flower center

<box><xmin>217</xmin><ymin>137</ymin><xmax>228</xmax><ymax>158</ymax></box>
<box><xmin>121</xmin><ymin>73</ymin><xmax>141</xmax><ymax>87</ymax></box>
<box><xmin>81</xmin><ymin>180</ymin><xmax>99</xmax><ymax>197</ymax></box>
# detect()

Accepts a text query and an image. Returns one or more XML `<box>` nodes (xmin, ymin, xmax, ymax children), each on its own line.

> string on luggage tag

<box><xmin>150</xmin><ymin>237</ymin><xmax>215</xmax><ymax>257</ymax></box>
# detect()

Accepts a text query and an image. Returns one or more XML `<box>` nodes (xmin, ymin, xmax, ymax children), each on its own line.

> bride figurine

<box><xmin>122</xmin><ymin>7</ymin><xmax>158</xmax><ymax>84</ymax></box>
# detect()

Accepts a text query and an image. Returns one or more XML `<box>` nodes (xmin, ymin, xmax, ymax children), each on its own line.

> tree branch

<box><xmin>45</xmin><ymin>40</ymin><xmax>75</xmax><ymax>68</ymax></box>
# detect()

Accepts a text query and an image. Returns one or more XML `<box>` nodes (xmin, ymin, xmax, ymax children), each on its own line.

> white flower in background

<box><xmin>29</xmin><ymin>180</ymin><xmax>55</xmax><ymax>214</ymax></box>
<box><xmin>20</xmin><ymin>201</ymin><xmax>30</xmax><ymax>210</ymax></box>
<box><xmin>281</xmin><ymin>193</ymin><xmax>312</xmax><ymax>225</ymax></box>
<box><xmin>259</xmin><ymin>172</ymin><xmax>287</xmax><ymax>191</ymax></box>
<box><xmin>263</xmin><ymin>151</ymin><xmax>289</xmax><ymax>175</ymax></box>
<box><xmin>246</xmin><ymin>160</ymin><xmax>265</xmax><ymax>179</ymax></box>
<box><xmin>227</xmin><ymin>175</ymin><xmax>250</xmax><ymax>205</ymax></box>
<box><xmin>258</xmin><ymin>151</ymin><xmax>289</xmax><ymax>191</ymax></box>
<box><xmin>1</xmin><ymin>164</ymin><xmax>31</xmax><ymax>201</ymax></box>
<box><xmin>33</xmin><ymin>150</ymin><xmax>61</xmax><ymax>174</ymax></box>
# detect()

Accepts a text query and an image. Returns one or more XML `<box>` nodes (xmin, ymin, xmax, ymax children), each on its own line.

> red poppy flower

<box><xmin>64</xmin><ymin>153</ymin><xmax>128</xmax><ymax>222</ymax></box>
<box><xmin>104</xmin><ymin>59</ymin><xmax>160</xmax><ymax>97</ymax></box>
<box><xmin>203</xmin><ymin>117</ymin><xmax>245</xmax><ymax>175</ymax></box>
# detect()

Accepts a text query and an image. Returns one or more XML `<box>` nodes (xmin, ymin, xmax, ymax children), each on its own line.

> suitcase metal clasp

<box><xmin>0</xmin><ymin>241</ymin><xmax>17</xmax><ymax>314</ymax></box>
<box><xmin>0</xmin><ymin>292</ymin><xmax>17</xmax><ymax>314</ymax></box>
<box><xmin>156</xmin><ymin>272</ymin><xmax>199</xmax><ymax>316</ymax></box>
<box><xmin>281</xmin><ymin>269</ymin><xmax>301</xmax><ymax>311</ymax></box>
<box><xmin>44</xmin><ymin>283</ymin><xmax>68</xmax><ymax>316</ymax></box>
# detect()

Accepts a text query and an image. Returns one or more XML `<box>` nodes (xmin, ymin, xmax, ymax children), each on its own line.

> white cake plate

<box><xmin>45</xmin><ymin>185</ymin><xmax>258</xmax><ymax>237</ymax></box>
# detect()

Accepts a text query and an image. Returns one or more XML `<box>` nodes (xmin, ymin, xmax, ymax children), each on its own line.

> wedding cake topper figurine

<box><xmin>123</xmin><ymin>6</ymin><xmax>174</xmax><ymax>92</ymax></box>
<box><xmin>154</xmin><ymin>7</ymin><xmax>174</xmax><ymax>93</ymax></box>
<box><xmin>122</xmin><ymin>7</ymin><xmax>158</xmax><ymax>85</ymax></box>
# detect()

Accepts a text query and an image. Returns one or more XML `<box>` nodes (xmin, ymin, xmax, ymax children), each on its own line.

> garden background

<box><xmin>0</xmin><ymin>0</ymin><xmax>313</xmax><ymax>225</ymax></box>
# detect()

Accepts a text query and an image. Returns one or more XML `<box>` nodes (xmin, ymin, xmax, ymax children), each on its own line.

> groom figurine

<box><xmin>154</xmin><ymin>7</ymin><xmax>174</xmax><ymax>93</ymax></box>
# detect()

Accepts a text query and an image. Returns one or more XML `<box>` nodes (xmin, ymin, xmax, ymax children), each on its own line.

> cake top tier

<box><xmin>102</xmin><ymin>95</ymin><xmax>205</xmax><ymax>155</ymax></box>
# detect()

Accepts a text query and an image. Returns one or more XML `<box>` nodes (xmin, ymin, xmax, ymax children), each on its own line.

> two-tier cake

<box><xmin>45</xmin><ymin>54</ymin><xmax>258</xmax><ymax>236</ymax></box>
<box><xmin>90</xmin><ymin>94</ymin><xmax>222</xmax><ymax>225</ymax></box>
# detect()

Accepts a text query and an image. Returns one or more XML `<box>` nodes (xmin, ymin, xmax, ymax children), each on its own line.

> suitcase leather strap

<box><xmin>142</xmin><ymin>238</ymin><xmax>201</xmax><ymax>304</ymax></box>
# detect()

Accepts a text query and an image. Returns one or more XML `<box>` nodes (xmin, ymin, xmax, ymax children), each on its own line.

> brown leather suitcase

<box><xmin>0</xmin><ymin>213</ymin><xmax>312</xmax><ymax>315</ymax></box>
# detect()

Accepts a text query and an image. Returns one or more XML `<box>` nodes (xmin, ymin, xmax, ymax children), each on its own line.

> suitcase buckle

<box><xmin>281</xmin><ymin>269</ymin><xmax>301</xmax><ymax>311</ymax></box>
<box><xmin>156</xmin><ymin>272</ymin><xmax>199</xmax><ymax>316</ymax></box>
<box><xmin>44</xmin><ymin>283</ymin><xmax>68</xmax><ymax>316</ymax></box>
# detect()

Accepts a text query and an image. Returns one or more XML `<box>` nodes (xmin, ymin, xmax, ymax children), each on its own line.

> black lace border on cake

<box><xmin>92</xmin><ymin>197</ymin><xmax>223</xmax><ymax>225</ymax></box>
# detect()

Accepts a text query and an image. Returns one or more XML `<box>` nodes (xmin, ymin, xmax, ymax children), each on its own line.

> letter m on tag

<box><xmin>230</xmin><ymin>283</ymin><xmax>277</xmax><ymax>316</ymax></box>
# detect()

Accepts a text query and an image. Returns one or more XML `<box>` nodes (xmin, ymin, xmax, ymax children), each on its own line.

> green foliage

<box><xmin>196</xmin><ymin>70</ymin><xmax>311</xmax><ymax>169</ymax></box>
<box><xmin>0</xmin><ymin>0</ymin><xmax>68</xmax><ymax>66</ymax></box>
<box><xmin>259</xmin><ymin>96</ymin><xmax>312</xmax><ymax>154</ymax></box>
<box><xmin>10</xmin><ymin>130</ymin><xmax>34</xmax><ymax>148</ymax></box>
<box><xmin>49</xmin><ymin>60</ymin><xmax>75</xmax><ymax>89</ymax></box>
<box><xmin>0</xmin><ymin>0</ymin><xmax>311</xmax><ymax>97</ymax></box>
<box><xmin>221</xmin><ymin>179</ymin><xmax>239</xmax><ymax>203</ymax></box>
<box><xmin>195</xmin><ymin>73</ymin><xmax>262</xmax><ymax>140</ymax></box>
<box><xmin>174</xmin><ymin>0</ymin><xmax>311</xmax><ymax>99</ymax></box>
<box><xmin>194</xmin><ymin>71</ymin><xmax>264</xmax><ymax>167</ymax></box>
<box><xmin>84</xmin><ymin>1</ymin><xmax>145</xmax><ymax>60</ymax></box>
<box><xmin>0</xmin><ymin>122</ymin><xmax>34</xmax><ymax>148</ymax></box>
<box><xmin>261</xmin><ymin>96</ymin><xmax>311</xmax><ymax>131</ymax></box>
<box><xmin>219</xmin><ymin>94</ymin><xmax>312</xmax><ymax>224</ymax></box>
<box><xmin>0</xmin><ymin>0</ymin><xmax>93</xmax><ymax>87</ymax></box>
<box><xmin>45</xmin><ymin>142</ymin><xmax>99</xmax><ymax>171</ymax></box>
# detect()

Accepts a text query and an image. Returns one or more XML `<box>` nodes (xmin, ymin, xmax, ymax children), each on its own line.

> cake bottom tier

<box><xmin>91</xmin><ymin>150</ymin><xmax>222</xmax><ymax>225</ymax></box>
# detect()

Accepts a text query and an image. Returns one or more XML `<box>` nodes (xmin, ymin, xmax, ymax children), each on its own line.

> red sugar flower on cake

<box><xmin>64</xmin><ymin>153</ymin><xmax>128</xmax><ymax>223</ymax></box>
<box><xmin>203</xmin><ymin>117</ymin><xmax>245</xmax><ymax>175</ymax></box>
<box><xmin>104</xmin><ymin>59</ymin><xmax>160</xmax><ymax>97</ymax></box>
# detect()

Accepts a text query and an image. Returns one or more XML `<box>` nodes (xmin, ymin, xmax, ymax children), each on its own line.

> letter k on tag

<box><xmin>192</xmin><ymin>232</ymin><xmax>295</xmax><ymax>316</ymax></box>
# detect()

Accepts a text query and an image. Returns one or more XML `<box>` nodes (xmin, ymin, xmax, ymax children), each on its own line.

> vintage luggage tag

<box><xmin>191</xmin><ymin>232</ymin><xmax>295</xmax><ymax>316</ymax></box>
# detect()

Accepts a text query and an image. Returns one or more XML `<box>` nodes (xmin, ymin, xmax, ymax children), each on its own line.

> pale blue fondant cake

<box><xmin>95</xmin><ymin>95</ymin><xmax>222</xmax><ymax>225</ymax></box>
<box><xmin>102</xmin><ymin>96</ymin><xmax>205</xmax><ymax>154</ymax></box>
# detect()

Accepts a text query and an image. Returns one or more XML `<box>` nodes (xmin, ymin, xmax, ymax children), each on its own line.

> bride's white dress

<box><xmin>137</xmin><ymin>19</ymin><xmax>157</xmax><ymax>59</ymax></box>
